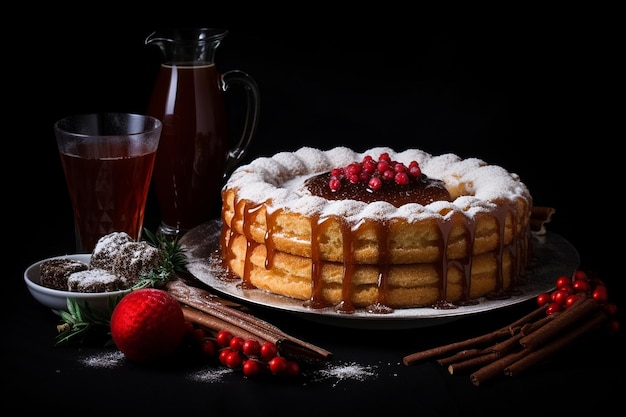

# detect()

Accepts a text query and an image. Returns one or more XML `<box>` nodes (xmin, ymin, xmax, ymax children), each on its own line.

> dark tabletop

<box><xmin>5</xmin><ymin>11</ymin><xmax>622</xmax><ymax>415</ymax></box>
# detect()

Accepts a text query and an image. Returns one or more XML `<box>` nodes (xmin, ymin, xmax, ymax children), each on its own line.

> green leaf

<box><xmin>55</xmin><ymin>298</ymin><xmax>112</xmax><ymax>346</ymax></box>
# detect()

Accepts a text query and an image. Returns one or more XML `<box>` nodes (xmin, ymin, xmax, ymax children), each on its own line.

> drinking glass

<box><xmin>54</xmin><ymin>113</ymin><xmax>162</xmax><ymax>253</ymax></box>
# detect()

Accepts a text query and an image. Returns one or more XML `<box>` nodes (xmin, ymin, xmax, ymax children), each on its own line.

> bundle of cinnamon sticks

<box><xmin>403</xmin><ymin>294</ymin><xmax>609</xmax><ymax>386</ymax></box>
<box><xmin>165</xmin><ymin>278</ymin><xmax>333</xmax><ymax>364</ymax></box>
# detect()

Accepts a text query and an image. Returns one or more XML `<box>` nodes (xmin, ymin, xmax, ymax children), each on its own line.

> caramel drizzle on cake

<box><xmin>221</xmin><ymin>193</ymin><xmax>531</xmax><ymax>315</ymax></box>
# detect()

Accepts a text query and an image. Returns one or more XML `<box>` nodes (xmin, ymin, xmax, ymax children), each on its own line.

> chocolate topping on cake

<box><xmin>304</xmin><ymin>172</ymin><xmax>451</xmax><ymax>206</ymax></box>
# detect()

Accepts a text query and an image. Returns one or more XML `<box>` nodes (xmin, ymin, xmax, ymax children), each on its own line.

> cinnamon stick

<box><xmin>167</xmin><ymin>280</ymin><xmax>287</xmax><ymax>338</ymax></box>
<box><xmin>507</xmin><ymin>304</ymin><xmax>548</xmax><ymax>335</ymax></box>
<box><xmin>448</xmin><ymin>352</ymin><xmax>500</xmax><ymax>375</ymax></box>
<box><xmin>445</xmin><ymin>331</ymin><xmax>524</xmax><ymax>374</ymax></box>
<box><xmin>405</xmin><ymin>284</ymin><xmax>607</xmax><ymax>386</ymax></box>
<box><xmin>403</xmin><ymin>327</ymin><xmax>511</xmax><ymax>366</ymax></box>
<box><xmin>404</xmin><ymin>304</ymin><xmax>550</xmax><ymax>366</ymax></box>
<box><xmin>436</xmin><ymin>349</ymin><xmax>483</xmax><ymax>366</ymax></box>
<box><xmin>166</xmin><ymin>279</ymin><xmax>333</xmax><ymax>362</ymax></box>
<box><xmin>520</xmin><ymin>313</ymin><xmax>555</xmax><ymax>336</ymax></box>
<box><xmin>182</xmin><ymin>305</ymin><xmax>269</xmax><ymax>344</ymax></box>
<box><xmin>486</xmin><ymin>332</ymin><xmax>524</xmax><ymax>356</ymax></box>
<box><xmin>505</xmin><ymin>310</ymin><xmax>607</xmax><ymax>377</ymax></box>
<box><xmin>519</xmin><ymin>297</ymin><xmax>599</xmax><ymax>350</ymax></box>
<box><xmin>470</xmin><ymin>348</ymin><xmax>528</xmax><ymax>386</ymax></box>
<box><xmin>168</xmin><ymin>283</ymin><xmax>282</xmax><ymax>342</ymax></box>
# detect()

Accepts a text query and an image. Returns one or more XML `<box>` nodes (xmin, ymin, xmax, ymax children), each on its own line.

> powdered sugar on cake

<box><xmin>225</xmin><ymin>146</ymin><xmax>531</xmax><ymax>224</ymax></box>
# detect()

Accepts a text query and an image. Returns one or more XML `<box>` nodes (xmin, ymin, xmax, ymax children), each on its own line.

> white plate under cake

<box><xmin>179</xmin><ymin>221</ymin><xmax>578</xmax><ymax>329</ymax></box>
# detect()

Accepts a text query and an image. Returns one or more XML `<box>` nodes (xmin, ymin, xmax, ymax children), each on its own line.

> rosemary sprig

<box><xmin>131</xmin><ymin>228</ymin><xmax>188</xmax><ymax>290</ymax></box>
<box><xmin>54</xmin><ymin>230</ymin><xmax>188</xmax><ymax>346</ymax></box>
<box><xmin>55</xmin><ymin>296</ymin><xmax>119</xmax><ymax>347</ymax></box>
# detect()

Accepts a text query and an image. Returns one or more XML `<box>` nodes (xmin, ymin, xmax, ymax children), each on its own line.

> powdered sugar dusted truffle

<box><xmin>112</xmin><ymin>241</ymin><xmax>164</xmax><ymax>286</ymax></box>
<box><xmin>90</xmin><ymin>232</ymin><xmax>134</xmax><ymax>271</ymax></box>
<box><xmin>67</xmin><ymin>268</ymin><xmax>125</xmax><ymax>293</ymax></box>
<box><xmin>40</xmin><ymin>258</ymin><xmax>89</xmax><ymax>290</ymax></box>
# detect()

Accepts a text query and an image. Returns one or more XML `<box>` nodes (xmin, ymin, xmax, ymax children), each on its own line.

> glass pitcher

<box><xmin>146</xmin><ymin>28</ymin><xmax>260</xmax><ymax>239</ymax></box>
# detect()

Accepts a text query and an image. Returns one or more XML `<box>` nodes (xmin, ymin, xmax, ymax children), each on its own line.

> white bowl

<box><xmin>24</xmin><ymin>254</ymin><xmax>131</xmax><ymax>314</ymax></box>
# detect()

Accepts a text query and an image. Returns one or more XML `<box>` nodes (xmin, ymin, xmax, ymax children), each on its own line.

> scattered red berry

<box><xmin>572</xmin><ymin>279</ymin><xmax>590</xmax><ymax>293</ymax></box>
<box><xmin>536</xmin><ymin>269</ymin><xmax>620</xmax><ymax>333</ymax></box>
<box><xmin>229</xmin><ymin>336</ymin><xmax>245</xmax><ymax>352</ymax></box>
<box><xmin>185</xmin><ymin>325</ymin><xmax>299</xmax><ymax>379</ymax></box>
<box><xmin>219</xmin><ymin>348</ymin><xmax>232</xmax><ymax>365</ymax></box>
<box><xmin>260</xmin><ymin>341</ymin><xmax>278</xmax><ymax>360</ymax></box>
<box><xmin>555</xmin><ymin>275</ymin><xmax>571</xmax><ymax>289</ymax></box>
<box><xmin>285</xmin><ymin>360</ymin><xmax>300</xmax><ymax>378</ymax></box>
<box><xmin>242</xmin><ymin>359</ymin><xmax>264</xmax><ymax>377</ymax></box>
<box><xmin>191</xmin><ymin>327</ymin><xmax>207</xmax><ymax>343</ymax></box>
<box><xmin>564</xmin><ymin>294</ymin><xmax>581</xmax><ymax>308</ymax></box>
<box><xmin>200</xmin><ymin>338</ymin><xmax>219</xmax><ymax>357</ymax></box>
<box><xmin>268</xmin><ymin>356</ymin><xmax>288</xmax><ymax>375</ymax></box>
<box><xmin>551</xmin><ymin>289</ymin><xmax>570</xmax><ymax>305</ymax></box>
<box><xmin>573</xmin><ymin>270</ymin><xmax>588</xmax><ymax>281</ymax></box>
<box><xmin>242</xmin><ymin>338</ymin><xmax>261</xmax><ymax>357</ymax></box>
<box><xmin>545</xmin><ymin>302</ymin><xmax>562</xmax><ymax>315</ymax></box>
<box><xmin>225</xmin><ymin>350</ymin><xmax>243</xmax><ymax>369</ymax></box>
<box><xmin>592</xmin><ymin>285</ymin><xmax>609</xmax><ymax>304</ymax></box>
<box><xmin>216</xmin><ymin>330</ymin><xmax>233</xmax><ymax>347</ymax></box>
<box><xmin>536</xmin><ymin>292</ymin><xmax>551</xmax><ymax>307</ymax></box>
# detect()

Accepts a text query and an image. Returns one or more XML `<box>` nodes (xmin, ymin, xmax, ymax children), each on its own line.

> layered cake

<box><xmin>220</xmin><ymin>146</ymin><xmax>533</xmax><ymax>313</ymax></box>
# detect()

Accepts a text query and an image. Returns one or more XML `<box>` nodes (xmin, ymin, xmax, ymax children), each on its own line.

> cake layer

<box><xmin>223</xmin><ymin>187</ymin><xmax>529</xmax><ymax>264</ymax></box>
<box><xmin>222</xmin><ymin>228</ymin><xmax>513</xmax><ymax>309</ymax></box>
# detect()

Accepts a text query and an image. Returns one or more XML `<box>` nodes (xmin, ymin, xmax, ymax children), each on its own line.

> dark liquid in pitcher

<box><xmin>148</xmin><ymin>63</ymin><xmax>228</xmax><ymax>231</ymax></box>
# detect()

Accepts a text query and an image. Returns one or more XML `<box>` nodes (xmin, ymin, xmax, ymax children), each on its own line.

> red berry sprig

<box><xmin>329</xmin><ymin>152</ymin><xmax>422</xmax><ymax>192</ymax></box>
<box><xmin>536</xmin><ymin>269</ymin><xmax>620</xmax><ymax>334</ymax></box>
<box><xmin>186</xmin><ymin>327</ymin><xmax>301</xmax><ymax>379</ymax></box>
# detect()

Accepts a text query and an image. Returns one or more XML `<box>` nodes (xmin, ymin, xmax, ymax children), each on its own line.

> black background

<box><xmin>11</xmin><ymin>10</ymin><xmax>615</xmax><ymax>290</ymax></box>
<box><xmin>5</xmin><ymin>6</ymin><xmax>621</xmax><ymax>414</ymax></box>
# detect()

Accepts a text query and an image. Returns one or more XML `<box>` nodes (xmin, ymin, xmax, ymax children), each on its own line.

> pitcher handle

<box><xmin>221</xmin><ymin>69</ymin><xmax>261</xmax><ymax>178</ymax></box>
